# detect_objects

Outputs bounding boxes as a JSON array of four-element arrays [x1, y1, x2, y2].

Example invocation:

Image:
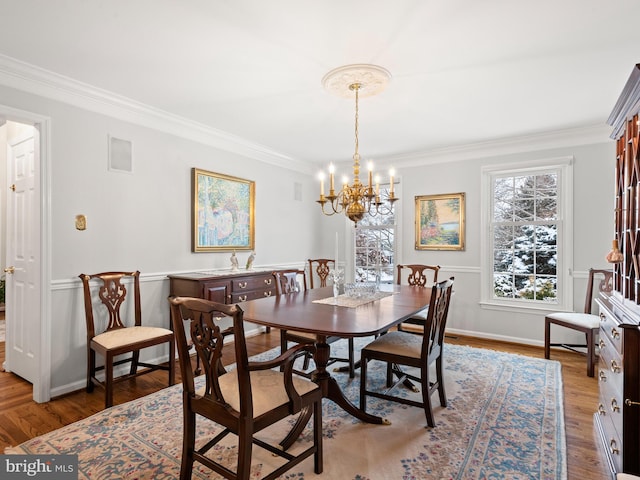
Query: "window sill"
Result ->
[[479, 300, 567, 315]]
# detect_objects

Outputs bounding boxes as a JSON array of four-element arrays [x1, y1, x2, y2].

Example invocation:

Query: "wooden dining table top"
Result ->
[[237, 284, 430, 337]]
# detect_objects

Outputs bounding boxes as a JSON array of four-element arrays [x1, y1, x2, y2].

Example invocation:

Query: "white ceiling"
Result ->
[[1, 0, 639, 167]]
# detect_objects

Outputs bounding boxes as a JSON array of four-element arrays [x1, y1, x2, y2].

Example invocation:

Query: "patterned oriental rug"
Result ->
[[5, 340, 566, 479]]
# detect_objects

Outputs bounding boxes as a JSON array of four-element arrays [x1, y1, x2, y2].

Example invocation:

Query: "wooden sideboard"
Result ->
[[595, 63, 640, 477], [168, 270, 279, 304]]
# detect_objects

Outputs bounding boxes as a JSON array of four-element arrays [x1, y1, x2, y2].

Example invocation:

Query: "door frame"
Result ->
[[1, 104, 52, 403]]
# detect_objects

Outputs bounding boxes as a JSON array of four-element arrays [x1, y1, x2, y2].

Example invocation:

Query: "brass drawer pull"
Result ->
[[610, 439, 620, 455], [625, 399, 640, 407], [264, 291, 272, 297], [599, 339, 605, 349], [238, 281, 248, 289], [598, 403, 606, 415], [600, 312, 606, 321], [599, 371, 607, 382], [239, 295, 247, 302], [264, 278, 272, 285], [611, 328, 620, 339], [611, 360, 621, 373], [611, 398, 620, 413]]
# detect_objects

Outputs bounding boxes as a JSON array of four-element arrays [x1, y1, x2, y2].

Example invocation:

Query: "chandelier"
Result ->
[[317, 64, 397, 224]]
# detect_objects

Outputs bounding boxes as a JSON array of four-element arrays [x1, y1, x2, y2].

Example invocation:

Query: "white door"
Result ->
[[4, 124, 40, 384]]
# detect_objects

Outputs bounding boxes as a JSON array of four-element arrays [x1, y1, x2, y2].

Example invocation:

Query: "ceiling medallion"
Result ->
[[321, 64, 392, 98]]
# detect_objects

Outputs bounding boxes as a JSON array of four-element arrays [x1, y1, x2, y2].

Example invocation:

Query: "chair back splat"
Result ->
[[360, 277, 455, 428], [395, 264, 440, 333], [79, 271, 175, 409], [544, 268, 613, 377], [396, 264, 440, 287], [169, 296, 323, 480], [274, 269, 308, 295], [308, 258, 335, 289]]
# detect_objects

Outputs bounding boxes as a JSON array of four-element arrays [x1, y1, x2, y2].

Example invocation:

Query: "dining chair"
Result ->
[[79, 270, 175, 409], [360, 277, 455, 428], [395, 264, 440, 333], [544, 268, 613, 377], [308, 258, 335, 288], [274, 269, 356, 378], [169, 296, 323, 480]]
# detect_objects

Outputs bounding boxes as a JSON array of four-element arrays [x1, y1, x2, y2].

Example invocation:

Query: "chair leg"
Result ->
[[436, 356, 447, 408], [302, 351, 311, 371], [421, 367, 435, 428], [180, 408, 196, 480], [236, 425, 253, 480], [86, 348, 95, 393], [348, 338, 355, 378], [130, 349, 140, 376], [359, 355, 368, 413], [586, 328, 596, 377], [544, 318, 551, 360], [105, 353, 114, 409], [313, 398, 323, 474], [169, 338, 176, 386]]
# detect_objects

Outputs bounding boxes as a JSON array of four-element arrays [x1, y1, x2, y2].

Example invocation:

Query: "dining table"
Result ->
[[237, 283, 431, 433]]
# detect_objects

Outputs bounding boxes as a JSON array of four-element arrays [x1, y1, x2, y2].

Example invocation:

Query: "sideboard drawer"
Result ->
[[598, 349, 624, 439], [600, 309, 623, 354], [231, 288, 275, 303], [599, 330, 624, 398], [232, 274, 275, 291]]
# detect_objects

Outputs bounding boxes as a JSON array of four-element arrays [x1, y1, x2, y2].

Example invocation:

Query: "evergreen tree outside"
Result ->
[[491, 172, 558, 302]]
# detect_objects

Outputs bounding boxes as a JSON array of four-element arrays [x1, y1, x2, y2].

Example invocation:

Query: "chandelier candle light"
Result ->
[[317, 64, 397, 224]]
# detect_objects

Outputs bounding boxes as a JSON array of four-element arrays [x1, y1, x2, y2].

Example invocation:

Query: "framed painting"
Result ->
[[415, 192, 465, 251], [192, 168, 255, 252]]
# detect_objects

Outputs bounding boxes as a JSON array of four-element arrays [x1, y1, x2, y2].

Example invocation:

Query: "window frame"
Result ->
[[351, 182, 400, 285], [480, 157, 573, 312]]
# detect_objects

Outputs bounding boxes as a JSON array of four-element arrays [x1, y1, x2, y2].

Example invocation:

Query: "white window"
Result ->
[[354, 185, 396, 284], [481, 158, 573, 311]]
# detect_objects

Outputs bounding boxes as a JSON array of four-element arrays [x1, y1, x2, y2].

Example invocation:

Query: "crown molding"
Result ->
[[0, 54, 613, 175], [379, 123, 612, 168], [0, 54, 314, 175]]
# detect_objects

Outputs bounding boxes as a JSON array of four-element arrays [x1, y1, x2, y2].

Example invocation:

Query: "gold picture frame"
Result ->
[[192, 168, 255, 252], [415, 192, 465, 251]]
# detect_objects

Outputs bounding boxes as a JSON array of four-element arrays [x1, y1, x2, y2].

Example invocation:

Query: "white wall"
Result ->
[[394, 141, 614, 344], [0, 81, 616, 397], [0, 84, 322, 394]]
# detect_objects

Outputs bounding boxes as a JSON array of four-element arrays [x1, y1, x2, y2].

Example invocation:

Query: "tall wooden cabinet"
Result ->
[[595, 63, 640, 477]]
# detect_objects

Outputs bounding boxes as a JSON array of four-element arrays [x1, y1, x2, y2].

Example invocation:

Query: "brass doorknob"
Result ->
[[3, 266, 15, 274]]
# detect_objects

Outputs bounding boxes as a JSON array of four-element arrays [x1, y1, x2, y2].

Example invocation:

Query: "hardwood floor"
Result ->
[[0, 333, 610, 479]]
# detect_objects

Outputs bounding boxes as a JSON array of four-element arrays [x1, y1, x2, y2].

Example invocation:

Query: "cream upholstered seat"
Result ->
[[198, 369, 318, 418], [169, 295, 323, 480], [80, 270, 175, 409], [92, 326, 172, 350], [544, 268, 613, 377], [360, 277, 454, 428]]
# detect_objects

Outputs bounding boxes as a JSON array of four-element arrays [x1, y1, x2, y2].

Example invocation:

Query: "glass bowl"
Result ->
[[344, 282, 377, 298]]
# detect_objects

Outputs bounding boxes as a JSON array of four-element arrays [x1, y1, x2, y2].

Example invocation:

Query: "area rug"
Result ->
[[5, 339, 566, 479]]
